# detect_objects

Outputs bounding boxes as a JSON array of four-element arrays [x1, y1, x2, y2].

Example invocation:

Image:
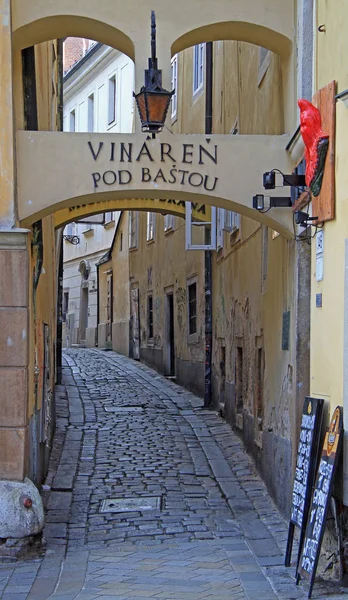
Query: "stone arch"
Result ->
[[12, 15, 135, 60], [171, 21, 292, 60]]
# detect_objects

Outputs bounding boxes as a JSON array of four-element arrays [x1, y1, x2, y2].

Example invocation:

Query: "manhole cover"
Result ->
[[104, 406, 144, 413], [100, 497, 162, 513]]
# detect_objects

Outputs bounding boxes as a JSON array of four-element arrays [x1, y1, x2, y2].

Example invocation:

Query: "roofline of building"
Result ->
[[96, 212, 124, 268], [63, 41, 103, 83]]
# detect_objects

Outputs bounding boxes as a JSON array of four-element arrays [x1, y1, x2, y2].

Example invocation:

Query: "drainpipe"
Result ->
[[204, 41, 213, 408], [56, 38, 64, 384]]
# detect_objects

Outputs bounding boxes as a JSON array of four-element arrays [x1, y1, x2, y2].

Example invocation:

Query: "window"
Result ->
[[128, 211, 138, 249], [104, 211, 114, 224], [108, 74, 116, 124], [65, 222, 74, 236], [69, 109, 76, 132], [120, 232, 123, 251], [164, 213, 175, 232], [171, 55, 178, 119], [188, 282, 197, 335], [63, 291, 69, 321], [147, 212, 156, 241], [193, 43, 204, 94], [217, 209, 240, 249], [88, 94, 94, 133], [147, 295, 154, 339]]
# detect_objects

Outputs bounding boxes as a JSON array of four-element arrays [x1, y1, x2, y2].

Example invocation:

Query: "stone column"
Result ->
[[0, 0, 43, 544], [0, 230, 44, 546]]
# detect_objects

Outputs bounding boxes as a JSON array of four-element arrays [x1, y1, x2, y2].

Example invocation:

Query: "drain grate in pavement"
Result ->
[[100, 496, 162, 513], [103, 406, 144, 413]]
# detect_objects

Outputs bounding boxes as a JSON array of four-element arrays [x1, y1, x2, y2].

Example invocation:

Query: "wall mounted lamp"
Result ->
[[133, 11, 174, 136], [294, 210, 318, 227], [335, 89, 348, 109], [252, 194, 292, 211], [63, 234, 80, 245], [263, 170, 306, 190]]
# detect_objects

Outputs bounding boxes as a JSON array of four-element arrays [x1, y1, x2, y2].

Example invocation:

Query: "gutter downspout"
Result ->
[[204, 41, 213, 408]]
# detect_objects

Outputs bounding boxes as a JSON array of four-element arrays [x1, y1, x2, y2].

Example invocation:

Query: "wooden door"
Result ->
[[130, 288, 140, 360]]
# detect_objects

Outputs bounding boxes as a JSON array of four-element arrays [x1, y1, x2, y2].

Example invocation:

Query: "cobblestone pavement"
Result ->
[[0, 349, 346, 600]]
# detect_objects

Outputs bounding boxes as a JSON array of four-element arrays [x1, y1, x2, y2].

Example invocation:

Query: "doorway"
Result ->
[[79, 285, 88, 344], [130, 287, 140, 360], [106, 273, 113, 344], [164, 292, 175, 377]]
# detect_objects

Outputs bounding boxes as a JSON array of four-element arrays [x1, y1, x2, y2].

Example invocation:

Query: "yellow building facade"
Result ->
[[309, 1, 348, 506]]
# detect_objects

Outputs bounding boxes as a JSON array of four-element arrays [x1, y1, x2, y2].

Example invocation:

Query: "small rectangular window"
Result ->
[[147, 212, 156, 241], [88, 94, 94, 133], [69, 109, 76, 132], [63, 291, 69, 321], [108, 74, 116, 124], [148, 295, 154, 339], [193, 43, 204, 95], [120, 232, 123, 251], [128, 211, 138, 249], [164, 213, 175, 232], [171, 55, 178, 119], [104, 211, 114, 224], [188, 282, 197, 335]]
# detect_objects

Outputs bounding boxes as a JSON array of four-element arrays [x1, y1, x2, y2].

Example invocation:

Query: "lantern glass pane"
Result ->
[[136, 92, 147, 123], [147, 94, 170, 124]]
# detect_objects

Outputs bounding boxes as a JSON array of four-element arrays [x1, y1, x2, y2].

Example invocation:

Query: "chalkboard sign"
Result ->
[[285, 397, 324, 568], [297, 406, 343, 599]]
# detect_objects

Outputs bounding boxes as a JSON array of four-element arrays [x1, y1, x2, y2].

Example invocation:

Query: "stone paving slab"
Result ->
[[1, 349, 347, 600]]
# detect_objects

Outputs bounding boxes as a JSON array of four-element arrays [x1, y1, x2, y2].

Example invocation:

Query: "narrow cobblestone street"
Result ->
[[0, 350, 345, 600]]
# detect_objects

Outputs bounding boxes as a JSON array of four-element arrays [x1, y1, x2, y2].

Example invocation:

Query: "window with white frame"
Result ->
[[128, 211, 138, 249], [164, 213, 175, 232], [108, 74, 116, 124], [69, 109, 76, 132], [217, 209, 240, 249], [193, 43, 204, 95], [171, 55, 178, 119], [88, 93, 94, 133], [146, 212, 156, 241]]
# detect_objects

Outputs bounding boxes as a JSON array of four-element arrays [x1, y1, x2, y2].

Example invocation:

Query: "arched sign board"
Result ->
[[285, 397, 324, 570], [16, 131, 295, 237], [297, 406, 343, 599]]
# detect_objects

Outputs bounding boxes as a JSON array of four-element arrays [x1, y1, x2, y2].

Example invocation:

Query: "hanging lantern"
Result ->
[[134, 11, 174, 135]]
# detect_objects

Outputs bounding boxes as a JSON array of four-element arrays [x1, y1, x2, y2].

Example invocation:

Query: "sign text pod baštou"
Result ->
[[88, 139, 219, 192]]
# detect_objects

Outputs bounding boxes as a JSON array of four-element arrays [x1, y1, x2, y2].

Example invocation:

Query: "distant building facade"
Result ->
[[97, 40, 307, 516], [62, 39, 134, 347]]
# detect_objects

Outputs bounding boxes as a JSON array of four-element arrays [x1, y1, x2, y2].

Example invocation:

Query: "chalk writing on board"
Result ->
[[298, 406, 343, 599], [291, 407, 316, 528]]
